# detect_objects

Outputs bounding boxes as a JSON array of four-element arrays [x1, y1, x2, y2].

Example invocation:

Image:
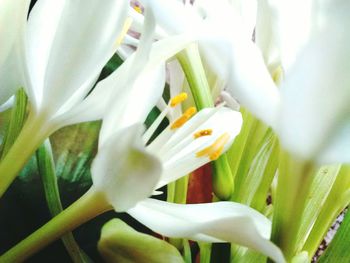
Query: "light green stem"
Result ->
[[177, 43, 233, 200], [177, 43, 214, 109], [0, 188, 110, 262], [199, 243, 212, 263], [1, 88, 28, 158], [0, 112, 51, 198], [303, 166, 350, 259], [271, 152, 315, 260], [37, 140, 88, 263]]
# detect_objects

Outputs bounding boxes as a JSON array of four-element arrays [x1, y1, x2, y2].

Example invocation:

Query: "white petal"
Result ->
[[151, 107, 242, 187], [0, 47, 23, 105], [141, 0, 200, 35], [0, 0, 29, 68], [29, 0, 129, 113], [58, 34, 194, 128], [278, 27, 350, 160], [91, 124, 162, 212], [0, 0, 29, 104], [128, 198, 285, 263], [317, 121, 350, 164], [255, 0, 281, 69], [25, 0, 66, 108]]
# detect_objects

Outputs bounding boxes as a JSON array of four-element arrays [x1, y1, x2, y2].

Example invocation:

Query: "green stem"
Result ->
[[0, 188, 109, 263], [37, 140, 88, 263], [271, 152, 315, 260], [177, 43, 214, 109], [0, 112, 51, 198], [177, 43, 233, 200], [1, 88, 28, 158], [199, 243, 212, 263]]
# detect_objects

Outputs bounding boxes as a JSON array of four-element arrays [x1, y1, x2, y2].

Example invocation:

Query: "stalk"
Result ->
[[177, 43, 233, 200], [0, 188, 109, 262], [271, 152, 316, 260], [0, 112, 52, 197]]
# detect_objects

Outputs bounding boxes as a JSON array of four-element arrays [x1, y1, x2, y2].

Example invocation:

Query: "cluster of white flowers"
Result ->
[[1, 0, 349, 262]]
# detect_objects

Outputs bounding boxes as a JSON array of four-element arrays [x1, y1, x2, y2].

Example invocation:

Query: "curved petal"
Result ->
[[91, 124, 162, 212], [278, 27, 350, 160], [255, 0, 281, 69], [141, 0, 201, 35], [29, 0, 129, 113], [58, 34, 195, 128], [0, 0, 29, 67], [128, 198, 285, 263], [0, 0, 29, 105], [225, 38, 280, 127]]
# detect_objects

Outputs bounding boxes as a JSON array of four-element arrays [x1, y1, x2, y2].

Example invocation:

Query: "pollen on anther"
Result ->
[[193, 129, 213, 139], [133, 4, 143, 14], [170, 106, 197, 129], [196, 133, 230, 160], [170, 92, 188, 107]]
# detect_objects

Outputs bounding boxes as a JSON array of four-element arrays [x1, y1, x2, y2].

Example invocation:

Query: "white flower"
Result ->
[[22, 0, 129, 127], [229, 0, 350, 163], [89, 24, 283, 259], [0, 0, 30, 105]]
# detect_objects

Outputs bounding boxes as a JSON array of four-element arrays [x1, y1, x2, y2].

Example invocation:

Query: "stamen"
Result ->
[[170, 92, 188, 107], [193, 129, 213, 139], [115, 17, 133, 47], [170, 107, 197, 129], [133, 3, 143, 14], [196, 133, 230, 160]]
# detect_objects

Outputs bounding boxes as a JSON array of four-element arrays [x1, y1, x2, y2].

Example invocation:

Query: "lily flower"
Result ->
[[235, 0, 350, 163], [1, 9, 283, 261], [88, 18, 283, 258], [0, 0, 30, 105], [0, 0, 130, 195], [127, 0, 280, 127], [91, 103, 284, 263], [0, 0, 195, 196]]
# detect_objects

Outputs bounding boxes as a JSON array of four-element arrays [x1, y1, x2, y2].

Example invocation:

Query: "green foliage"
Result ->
[[318, 209, 350, 263]]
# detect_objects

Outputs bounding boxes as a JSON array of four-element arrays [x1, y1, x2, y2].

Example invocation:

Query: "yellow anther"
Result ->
[[193, 129, 213, 139], [272, 66, 284, 85], [170, 107, 197, 129], [133, 4, 143, 14], [115, 17, 133, 47], [170, 92, 188, 107], [196, 133, 230, 160]]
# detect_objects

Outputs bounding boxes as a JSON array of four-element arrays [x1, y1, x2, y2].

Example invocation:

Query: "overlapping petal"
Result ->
[[128, 198, 285, 263], [25, 0, 129, 114]]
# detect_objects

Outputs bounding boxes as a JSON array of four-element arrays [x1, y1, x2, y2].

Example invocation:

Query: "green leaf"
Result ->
[[98, 219, 184, 263], [294, 165, 341, 252], [50, 121, 101, 183], [318, 209, 350, 262], [302, 166, 350, 258]]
